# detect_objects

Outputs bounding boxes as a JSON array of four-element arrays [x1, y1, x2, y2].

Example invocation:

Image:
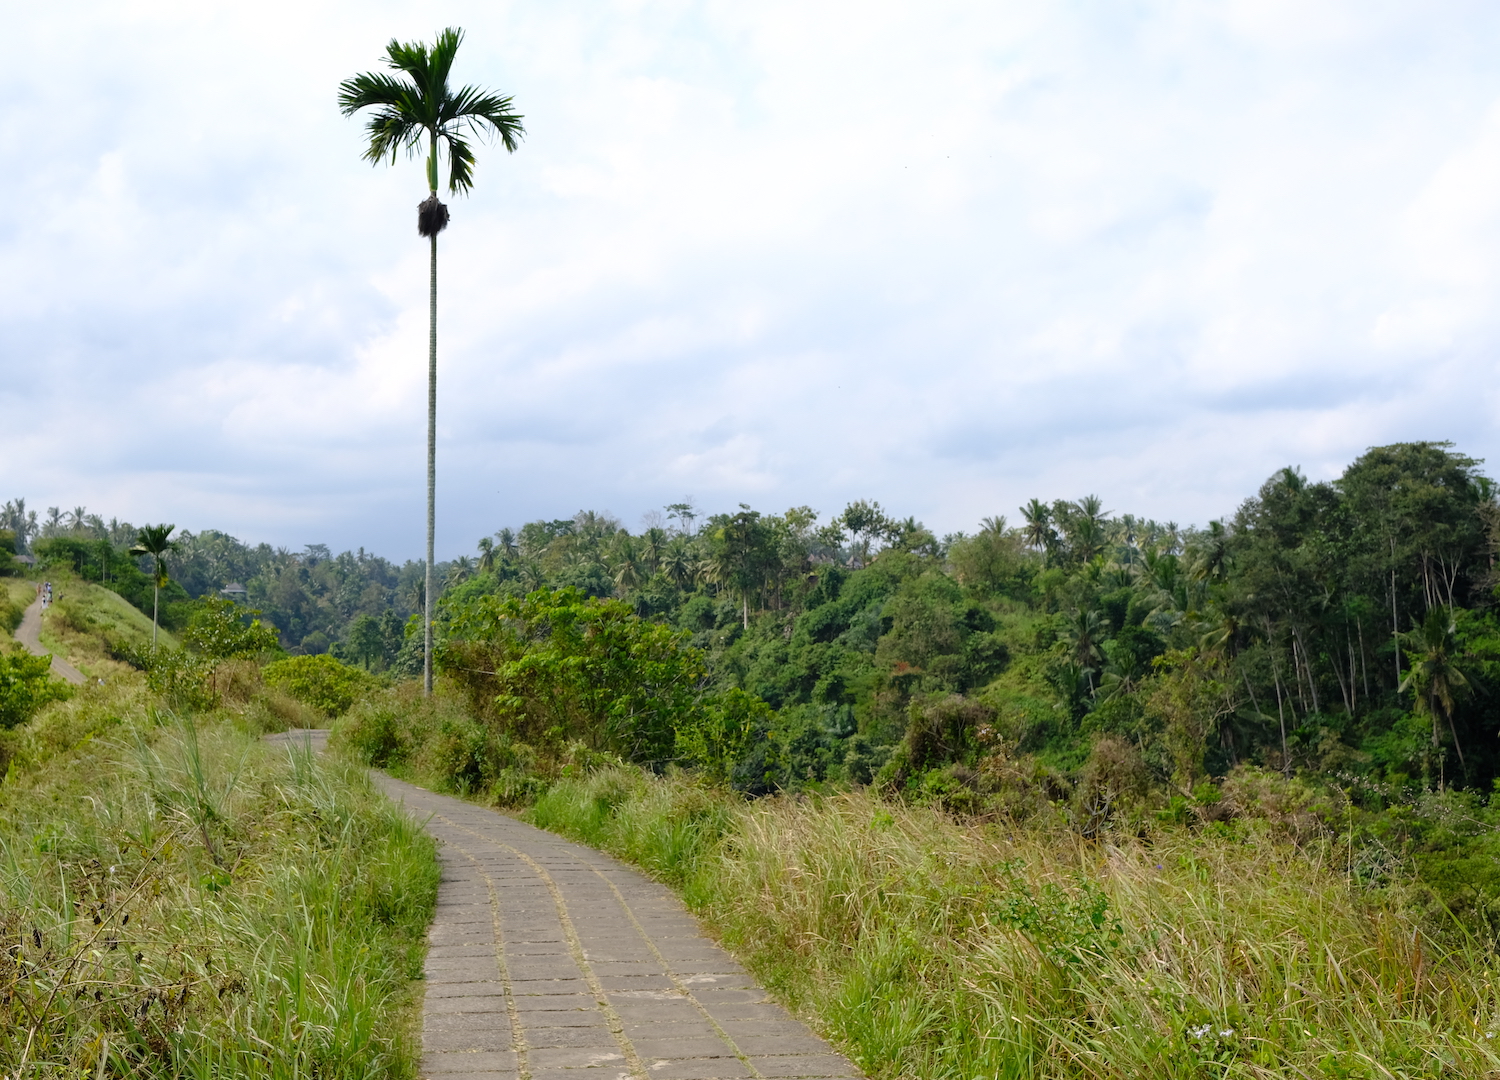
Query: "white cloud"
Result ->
[[5, 0, 1500, 556]]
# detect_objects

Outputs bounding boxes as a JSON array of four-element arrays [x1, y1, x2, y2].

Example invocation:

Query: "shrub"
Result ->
[[0, 596, 24, 633], [262, 653, 375, 717], [0, 647, 72, 729]]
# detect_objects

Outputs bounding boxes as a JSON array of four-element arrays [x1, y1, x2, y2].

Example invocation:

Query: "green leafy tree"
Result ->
[[130, 524, 177, 647], [840, 499, 894, 567], [439, 587, 706, 762], [340, 27, 524, 696], [182, 597, 282, 660], [346, 613, 386, 669], [675, 687, 771, 784]]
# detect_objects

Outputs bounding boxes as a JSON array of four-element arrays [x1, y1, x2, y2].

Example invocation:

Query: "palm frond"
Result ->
[[443, 134, 476, 194], [340, 26, 523, 196], [424, 27, 464, 93]]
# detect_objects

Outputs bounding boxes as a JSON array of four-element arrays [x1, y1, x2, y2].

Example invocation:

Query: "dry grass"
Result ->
[[531, 770, 1500, 1080]]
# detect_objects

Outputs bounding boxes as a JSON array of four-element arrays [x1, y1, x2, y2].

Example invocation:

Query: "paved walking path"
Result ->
[[378, 772, 862, 1080], [14, 596, 85, 685], [263, 728, 862, 1080]]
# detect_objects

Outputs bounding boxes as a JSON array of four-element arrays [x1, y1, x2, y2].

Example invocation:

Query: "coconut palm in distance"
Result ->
[[338, 27, 524, 695], [130, 524, 177, 648]]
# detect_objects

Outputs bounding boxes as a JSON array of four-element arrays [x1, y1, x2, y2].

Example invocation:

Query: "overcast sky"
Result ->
[[5, 1, 1500, 559]]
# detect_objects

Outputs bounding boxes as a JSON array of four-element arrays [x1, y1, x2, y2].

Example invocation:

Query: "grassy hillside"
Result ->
[[37, 570, 179, 677]]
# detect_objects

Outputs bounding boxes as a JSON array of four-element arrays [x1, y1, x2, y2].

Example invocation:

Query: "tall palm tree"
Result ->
[[476, 536, 496, 575], [339, 28, 524, 695], [130, 524, 177, 647]]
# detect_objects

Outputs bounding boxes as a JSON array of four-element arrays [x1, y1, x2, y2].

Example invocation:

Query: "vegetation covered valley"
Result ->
[[8, 439, 1500, 1077]]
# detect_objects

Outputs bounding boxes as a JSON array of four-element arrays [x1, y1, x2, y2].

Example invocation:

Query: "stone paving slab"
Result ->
[[369, 772, 865, 1080]]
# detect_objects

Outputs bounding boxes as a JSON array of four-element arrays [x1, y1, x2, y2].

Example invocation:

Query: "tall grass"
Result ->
[[529, 769, 1500, 1080], [0, 707, 438, 1080]]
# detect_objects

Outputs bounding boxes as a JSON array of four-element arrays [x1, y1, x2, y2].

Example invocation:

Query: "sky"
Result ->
[[5, 0, 1500, 560]]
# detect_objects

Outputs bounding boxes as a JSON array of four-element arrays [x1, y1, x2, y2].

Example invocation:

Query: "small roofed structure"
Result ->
[[219, 582, 248, 599]]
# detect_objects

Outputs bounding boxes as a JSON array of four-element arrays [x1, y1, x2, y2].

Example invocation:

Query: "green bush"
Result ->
[[334, 685, 549, 805], [263, 654, 375, 717], [182, 596, 283, 659], [0, 647, 72, 729]]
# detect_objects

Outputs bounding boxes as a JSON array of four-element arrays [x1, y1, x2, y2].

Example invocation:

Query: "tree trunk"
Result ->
[[152, 578, 159, 648], [1391, 560, 1400, 685], [424, 217, 438, 695]]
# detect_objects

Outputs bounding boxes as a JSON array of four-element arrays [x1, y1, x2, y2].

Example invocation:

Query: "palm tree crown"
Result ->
[[338, 27, 524, 209]]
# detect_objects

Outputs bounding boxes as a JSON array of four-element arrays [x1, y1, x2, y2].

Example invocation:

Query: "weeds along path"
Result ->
[[368, 768, 863, 1080], [15, 595, 85, 685]]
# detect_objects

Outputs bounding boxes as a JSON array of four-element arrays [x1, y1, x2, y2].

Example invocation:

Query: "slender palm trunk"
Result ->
[[424, 218, 438, 695], [151, 565, 159, 648]]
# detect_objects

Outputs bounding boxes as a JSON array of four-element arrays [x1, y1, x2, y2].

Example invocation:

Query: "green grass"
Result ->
[[0, 692, 438, 1080], [528, 768, 1500, 1080]]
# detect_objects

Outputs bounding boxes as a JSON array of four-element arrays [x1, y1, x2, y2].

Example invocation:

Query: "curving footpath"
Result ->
[[265, 729, 864, 1080], [14, 596, 85, 685]]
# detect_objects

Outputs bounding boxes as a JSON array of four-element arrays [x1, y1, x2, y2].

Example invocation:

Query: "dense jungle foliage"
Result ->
[[12, 441, 1500, 802], [407, 442, 1500, 801]]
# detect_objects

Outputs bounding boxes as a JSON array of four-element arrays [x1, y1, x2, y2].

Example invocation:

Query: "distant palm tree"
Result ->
[[642, 527, 667, 573], [495, 527, 519, 561], [611, 535, 644, 593], [67, 506, 89, 533], [445, 555, 474, 588], [130, 524, 177, 647], [519, 560, 546, 592], [663, 538, 696, 592], [1400, 606, 1471, 785], [1020, 498, 1052, 553], [340, 27, 524, 695], [1191, 519, 1231, 581], [476, 536, 496, 575], [1061, 608, 1106, 694]]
